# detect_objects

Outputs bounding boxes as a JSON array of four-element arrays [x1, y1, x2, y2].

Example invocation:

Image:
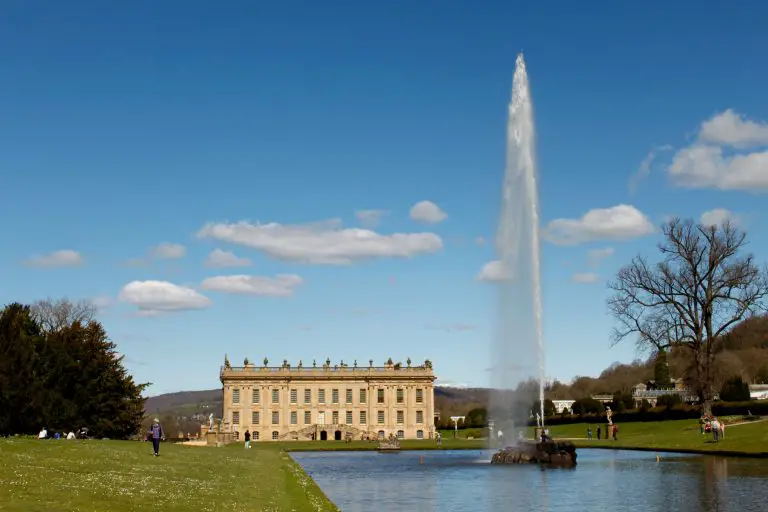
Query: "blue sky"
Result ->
[[2, 1, 768, 395]]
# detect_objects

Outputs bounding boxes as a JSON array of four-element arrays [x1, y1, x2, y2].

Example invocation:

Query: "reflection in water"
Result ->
[[291, 449, 768, 512]]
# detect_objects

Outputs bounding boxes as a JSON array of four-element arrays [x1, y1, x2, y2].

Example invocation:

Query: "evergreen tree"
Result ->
[[719, 376, 751, 402], [653, 349, 672, 388]]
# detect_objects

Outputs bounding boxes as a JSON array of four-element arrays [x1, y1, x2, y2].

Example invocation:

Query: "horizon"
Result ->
[[3, 1, 768, 395]]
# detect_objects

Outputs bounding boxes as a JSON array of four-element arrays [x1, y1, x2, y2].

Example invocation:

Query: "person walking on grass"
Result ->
[[587, 427, 592, 440], [150, 418, 165, 457], [711, 417, 720, 443], [244, 429, 251, 449]]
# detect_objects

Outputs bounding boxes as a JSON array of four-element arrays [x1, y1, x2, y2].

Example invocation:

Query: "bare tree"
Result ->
[[30, 297, 97, 334], [607, 218, 768, 415]]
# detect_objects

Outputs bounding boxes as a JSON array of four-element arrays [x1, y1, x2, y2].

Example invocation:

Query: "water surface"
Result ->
[[292, 449, 768, 512]]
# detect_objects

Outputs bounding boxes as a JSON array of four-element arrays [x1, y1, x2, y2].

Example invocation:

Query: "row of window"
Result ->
[[231, 387, 424, 406], [238, 430, 426, 441], [232, 409, 425, 426]]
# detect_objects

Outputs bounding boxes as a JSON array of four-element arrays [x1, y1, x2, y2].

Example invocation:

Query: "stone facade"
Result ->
[[220, 357, 436, 442]]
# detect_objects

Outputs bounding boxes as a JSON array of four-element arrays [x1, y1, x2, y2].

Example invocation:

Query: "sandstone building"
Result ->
[[219, 356, 437, 442]]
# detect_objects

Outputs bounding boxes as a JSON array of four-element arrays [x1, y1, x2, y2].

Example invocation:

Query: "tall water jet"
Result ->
[[489, 52, 546, 442]]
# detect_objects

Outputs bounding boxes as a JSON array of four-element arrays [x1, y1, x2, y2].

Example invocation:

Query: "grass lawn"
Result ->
[[530, 418, 768, 455], [0, 438, 339, 512]]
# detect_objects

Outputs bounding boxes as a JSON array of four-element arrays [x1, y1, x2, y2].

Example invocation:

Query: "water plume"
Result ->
[[489, 53, 546, 442]]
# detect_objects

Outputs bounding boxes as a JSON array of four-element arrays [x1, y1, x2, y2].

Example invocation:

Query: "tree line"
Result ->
[[0, 299, 147, 438]]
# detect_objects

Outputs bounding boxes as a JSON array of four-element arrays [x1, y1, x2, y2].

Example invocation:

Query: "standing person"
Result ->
[[244, 429, 251, 449], [711, 417, 720, 443], [587, 426, 592, 440], [720, 421, 726, 440], [150, 418, 164, 457], [612, 424, 618, 441], [596, 426, 601, 440]]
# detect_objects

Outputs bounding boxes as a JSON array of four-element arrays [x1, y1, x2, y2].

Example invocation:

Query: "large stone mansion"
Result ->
[[218, 356, 437, 442]]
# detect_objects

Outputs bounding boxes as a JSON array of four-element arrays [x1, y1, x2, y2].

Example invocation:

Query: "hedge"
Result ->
[[529, 400, 768, 426]]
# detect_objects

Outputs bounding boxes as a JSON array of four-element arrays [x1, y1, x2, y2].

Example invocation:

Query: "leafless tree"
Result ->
[[30, 297, 97, 334], [607, 218, 768, 415]]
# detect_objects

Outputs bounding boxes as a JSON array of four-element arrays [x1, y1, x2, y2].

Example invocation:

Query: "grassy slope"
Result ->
[[0, 438, 339, 512], [535, 418, 768, 455]]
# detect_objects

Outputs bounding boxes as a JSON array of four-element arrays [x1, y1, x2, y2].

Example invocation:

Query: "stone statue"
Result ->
[[606, 406, 613, 425], [208, 413, 214, 429], [535, 412, 542, 428]]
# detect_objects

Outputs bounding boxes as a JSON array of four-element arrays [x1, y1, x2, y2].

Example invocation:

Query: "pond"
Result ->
[[291, 449, 768, 512]]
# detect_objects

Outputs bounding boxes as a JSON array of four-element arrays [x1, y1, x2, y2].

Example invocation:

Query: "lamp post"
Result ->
[[450, 416, 465, 439]]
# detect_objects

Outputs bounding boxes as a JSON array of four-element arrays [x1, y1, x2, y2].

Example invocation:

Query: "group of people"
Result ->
[[586, 423, 619, 441], [38, 427, 83, 440], [700, 415, 725, 442]]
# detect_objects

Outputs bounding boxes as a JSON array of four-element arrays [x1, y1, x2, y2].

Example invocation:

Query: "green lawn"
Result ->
[[531, 418, 768, 455], [0, 438, 339, 512]]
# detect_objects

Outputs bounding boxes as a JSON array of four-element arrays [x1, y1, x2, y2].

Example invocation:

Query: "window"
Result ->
[[232, 411, 240, 425], [396, 389, 404, 403], [360, 411, 367, 424], [378, 430, 385, 439], [332, 411, 339, 424], [377, 389, 384, 404], [272, 389, 279, 404], [290, 411, 297, 425], [304, 411, 311, 424], [417, 429, 424, 439], [252, 389, 260, 404], [290, 389, 297, 403], [252, 411, 260, 425], [346, 411, 353, 424], [332, 389, 339, 404], [416, 388, 423, 403], [396, 430, 404, 439], [377, 411, 385, 424], [346, 389, 353, 404], [234, 431, 240, 440], [359, 389, 367, 404], [397, 410, 404, 424], [304, 389, 311, 404], [272, 431, 279, 440], [318, 389, 326, 403], [254, 431, 260, 440], [416, 411, 424, 424], [232, 388, 240, 404], [271, 411, 279, 425]]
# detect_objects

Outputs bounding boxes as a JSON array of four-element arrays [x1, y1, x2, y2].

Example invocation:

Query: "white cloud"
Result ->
[[666, 110, 768, 190], [204, 248, 252, 268], [409, 200, 447, 223], [700, 208, 740, 227], [355, 209, 389, 227], [475, 236, 486, 246], [197, 218, 443, 265], [150, 243, 186, 260], [544, 205, 654, 246], [587, 247, 614, 267], [699, 109, 768, 149], [435, 380, 469, 388], [200, 274, 303, 297], [629, 144, 673, 193], [118, 280, 211, 314], [571, 272, 599, 284], [477, 260, 510, 282], [90, 296, 113, 310], [24, 250, 83, 267]]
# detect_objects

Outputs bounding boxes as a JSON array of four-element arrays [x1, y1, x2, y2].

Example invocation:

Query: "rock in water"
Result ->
[[490, 440, 577, 467]]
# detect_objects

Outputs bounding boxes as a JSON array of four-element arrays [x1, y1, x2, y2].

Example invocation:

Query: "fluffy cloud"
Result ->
[[477, 260, 510, 282], [204, 248, 252, 268], [571, 272, 599, 284], [628, 144, 673, 193], [118, 280, 211, 314], [587, 247, 614, 267], [355, 209, 389, 227], [700, 208, 740, 227], [200, 274, 303, 297], [197, 219, 442, 265], [544, 205, 654, 246], [666, 110, 768, 190], [409, 200, 447, 223], [24, 250, 83, 267], [150, 243, 186, 260]]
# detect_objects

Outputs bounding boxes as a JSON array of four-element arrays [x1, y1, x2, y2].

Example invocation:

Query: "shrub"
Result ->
[[656, 394, 682, 409], [720, 376, 751, 402]]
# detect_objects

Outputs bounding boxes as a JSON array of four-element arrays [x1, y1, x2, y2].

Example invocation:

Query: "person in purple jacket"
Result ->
[[149, 418, 165, 457]]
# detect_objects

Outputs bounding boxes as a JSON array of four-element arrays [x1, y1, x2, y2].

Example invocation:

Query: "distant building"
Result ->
[[631, 379, 705, 407], [551, 399, 575, 414], [218, 357, 436, 442], [749, 384, 768, 400]]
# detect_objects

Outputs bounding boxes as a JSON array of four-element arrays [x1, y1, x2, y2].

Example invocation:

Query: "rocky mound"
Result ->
[[490, 440, 577, 467]]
